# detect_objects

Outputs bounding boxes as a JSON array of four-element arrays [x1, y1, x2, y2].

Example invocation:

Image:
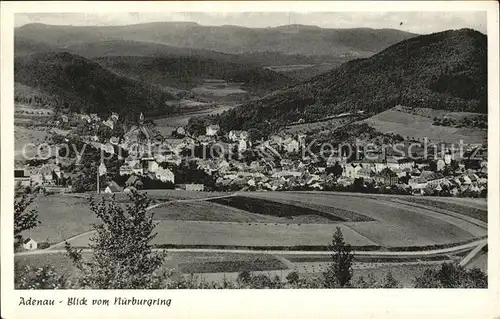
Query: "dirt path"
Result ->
[[16, 238, 486, 257]]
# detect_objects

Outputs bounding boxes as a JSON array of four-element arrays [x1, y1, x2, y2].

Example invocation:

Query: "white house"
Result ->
[[409, 177, 428, 189], [283, 138, 300, 153], [206, 124, 220, 137], [217, 159, 231, 172], [147, 161, 159, 173], [344, 164, 362, 179], [103, 119, 114, 130], [386, 157, 400, 170], [444, 153, 452, 165], [156, 167, 175, 183], [297, 134, 307, 148], [436, 159, 446, 171], [23, 238, 38, 250], [398, 158, 415, 170], [238, 139, 248, 153], [175, 127, 186, 136], [229, 130, 249, 142], [178, 183, 204, 191]]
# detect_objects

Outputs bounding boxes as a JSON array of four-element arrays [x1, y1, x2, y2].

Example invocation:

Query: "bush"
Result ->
[[286, 271, 300, 285], [38, 242, 51, 249], [249, 274, 274, 289], [413, 262, 487, 288], [237, 270, 252, 284], [15, 263, 68, 289]]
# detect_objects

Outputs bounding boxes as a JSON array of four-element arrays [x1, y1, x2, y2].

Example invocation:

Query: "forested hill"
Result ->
[[14, 52, 176, 117], [92, 55, 294, 92], [214, 29, 487, 134]]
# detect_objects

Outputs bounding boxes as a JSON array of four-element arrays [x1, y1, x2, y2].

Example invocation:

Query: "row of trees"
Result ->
[[433, 115, 487, 129]]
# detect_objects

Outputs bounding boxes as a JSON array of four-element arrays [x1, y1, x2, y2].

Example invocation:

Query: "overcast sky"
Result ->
[[15, 12, 487, 34]]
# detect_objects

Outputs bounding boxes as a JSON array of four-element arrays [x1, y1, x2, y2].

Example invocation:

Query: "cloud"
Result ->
[[14, 11, 487, 34]]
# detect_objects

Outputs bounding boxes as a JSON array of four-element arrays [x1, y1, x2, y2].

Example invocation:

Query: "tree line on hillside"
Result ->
[[14, 191, 487, 289], [433, 114, 487, 129], [94, 55, 294, 93], [207, 29, 487, 133], [14, 52, 177, 118]]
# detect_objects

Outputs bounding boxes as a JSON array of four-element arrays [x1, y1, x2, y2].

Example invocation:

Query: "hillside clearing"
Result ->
[[363, 108, 486, 144]]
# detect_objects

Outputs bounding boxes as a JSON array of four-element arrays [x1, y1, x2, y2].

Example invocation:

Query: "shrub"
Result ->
[[323, 227, 354, 288], [237, 270, 252, 284], [15, 263, 68, 289], [38, 242, 51, 249], [65, 191, 171, 289], [286, 271, 300, 285], [413, 262, 487, 288]]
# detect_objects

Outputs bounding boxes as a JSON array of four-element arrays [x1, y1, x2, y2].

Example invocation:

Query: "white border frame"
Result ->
[[1, 2, 499, 318]]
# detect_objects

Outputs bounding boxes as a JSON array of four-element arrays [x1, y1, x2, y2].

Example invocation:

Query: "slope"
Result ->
[[14, 51, 176, 117], [92, 55, 294, 92], [213, 29, 487, 134], [16, 22, 417, 56]]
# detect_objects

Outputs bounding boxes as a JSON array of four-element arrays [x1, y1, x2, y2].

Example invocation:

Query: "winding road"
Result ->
[[16, 238, 486, 258]]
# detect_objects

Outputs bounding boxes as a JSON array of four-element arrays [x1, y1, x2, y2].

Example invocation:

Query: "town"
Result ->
[[15, 109, 488, 198]]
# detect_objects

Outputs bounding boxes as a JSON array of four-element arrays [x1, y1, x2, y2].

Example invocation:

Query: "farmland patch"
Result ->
[[209, 195, 374, 222], [396, 197, 487, 223], [66, 220, 379, 248], [362, 108, 486, 144]]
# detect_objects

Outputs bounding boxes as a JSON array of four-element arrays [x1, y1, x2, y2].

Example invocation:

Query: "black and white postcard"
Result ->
[[1, 1, 499, 318]]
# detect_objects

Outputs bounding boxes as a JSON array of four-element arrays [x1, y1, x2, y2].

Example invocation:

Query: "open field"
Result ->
[[422, 197, 487, 211], [151, 201, 284, 223], [362, 108, 486, 144], [22, 191, 231, 244], [281, 118, 350, 134], [394, 197, 487, 223], [65, 220, 378, 248], [191, 82, 247, 97], [15, 251, 288, 278], [69, 190, 232, 202], [242, 192, 485, 247], [210, 195, 374, 222], [21, 191, 488, 250], [264, 64, 314, 72], [397, 107, 483, 120], [282, 254, 455, 264], [138, 189, 232, 201], [16, 249, 453, 288], [153, 104, 234, 136], [14, 125, 51, 161], [23, 195, 97, 244]]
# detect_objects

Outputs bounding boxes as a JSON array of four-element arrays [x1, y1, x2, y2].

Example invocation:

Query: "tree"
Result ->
[[327, 161, 343, 177], [249, 274, 275, 289], [237, 270, 252, 285], [323, 227, 354, 288], [413, 263, 487, 288], [14, 195, 41, 249], [382, 271, 399, 288], [65, 191, 171, 289], [429, 161, 438, 172]]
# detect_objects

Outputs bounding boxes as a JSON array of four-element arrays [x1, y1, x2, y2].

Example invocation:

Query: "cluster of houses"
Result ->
[[16, 110, 488, 198], [14, 163, 69, 193]]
